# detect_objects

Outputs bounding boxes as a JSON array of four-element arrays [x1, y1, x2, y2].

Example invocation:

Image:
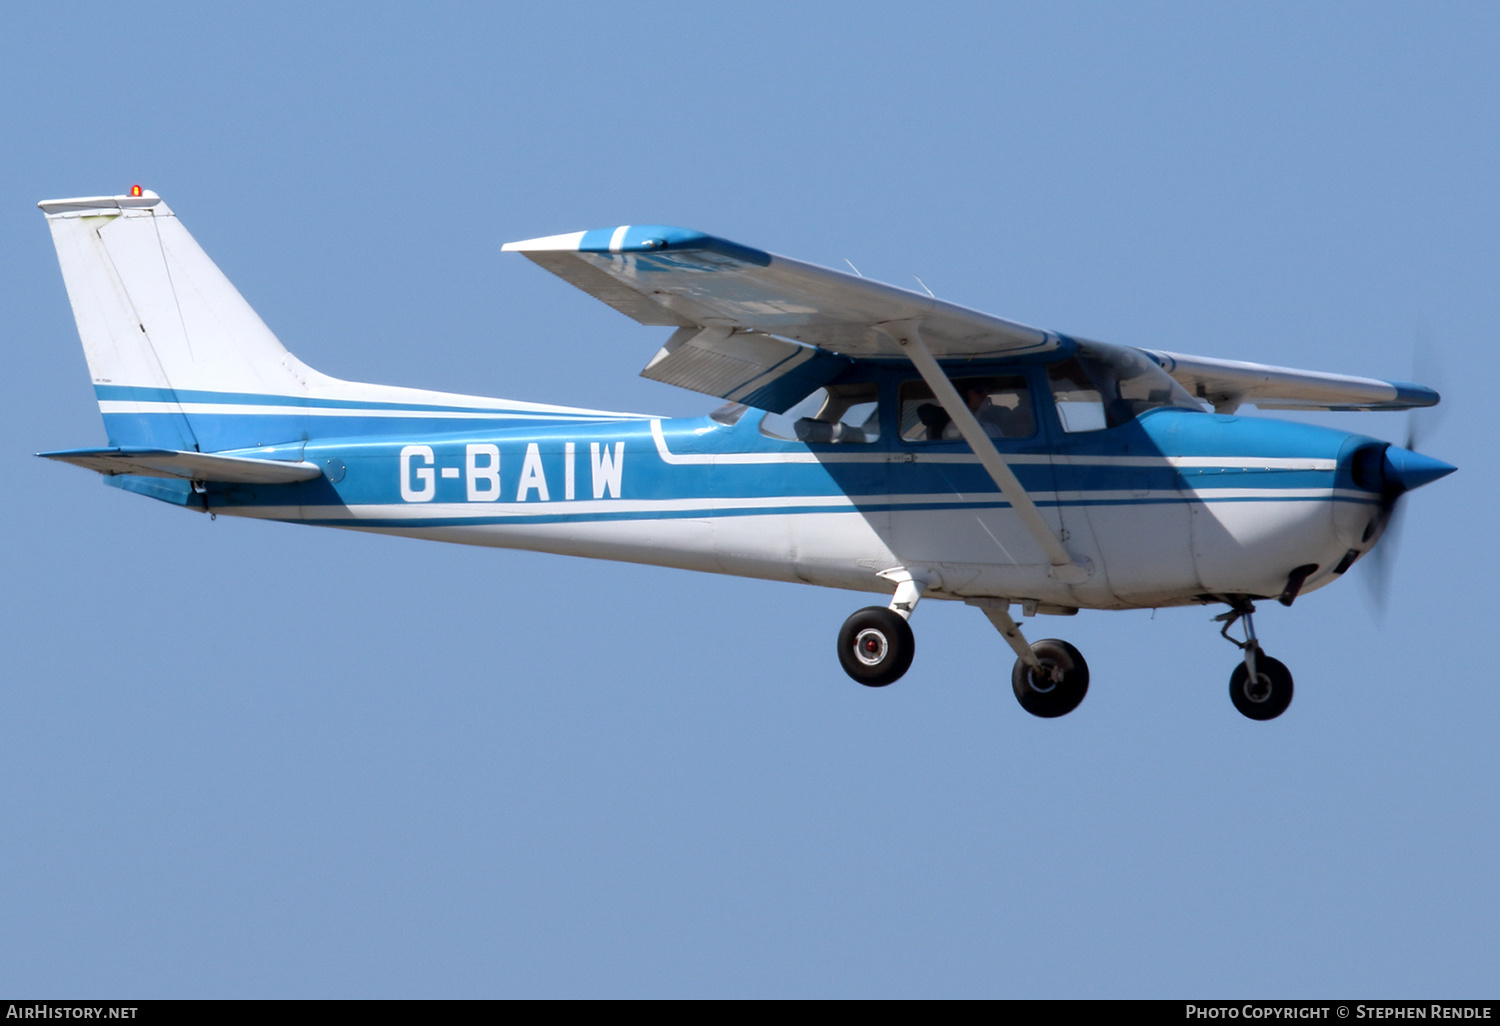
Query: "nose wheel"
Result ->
[[1215, 601, 1295, 720], [1229, 648, 1294, 720]]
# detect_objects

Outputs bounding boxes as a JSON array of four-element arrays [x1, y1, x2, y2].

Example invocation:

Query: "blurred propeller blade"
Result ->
[[1360, 333, 1452, 617], [1360, 499, 1403, 618]]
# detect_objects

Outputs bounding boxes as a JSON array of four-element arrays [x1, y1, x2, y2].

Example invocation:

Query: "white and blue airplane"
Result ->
[[38, 188, 1455, 720]]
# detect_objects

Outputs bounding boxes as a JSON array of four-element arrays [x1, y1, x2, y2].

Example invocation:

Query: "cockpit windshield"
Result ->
[[1047, 342, 1203, 432]]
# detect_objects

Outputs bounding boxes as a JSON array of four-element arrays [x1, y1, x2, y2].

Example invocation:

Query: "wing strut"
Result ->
[[892, 324, 1091, 583]]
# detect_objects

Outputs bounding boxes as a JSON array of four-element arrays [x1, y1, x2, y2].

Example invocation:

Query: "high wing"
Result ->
[[502, 226, 1060, 358], [504, 224, 1439, 414]]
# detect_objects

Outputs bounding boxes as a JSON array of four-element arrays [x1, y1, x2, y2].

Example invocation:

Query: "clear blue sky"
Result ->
[[2, 2, 1496, 998]]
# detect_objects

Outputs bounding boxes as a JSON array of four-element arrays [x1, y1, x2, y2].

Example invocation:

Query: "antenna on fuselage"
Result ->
[[914, 275, 936, 298], [844, 259, 864, 278]]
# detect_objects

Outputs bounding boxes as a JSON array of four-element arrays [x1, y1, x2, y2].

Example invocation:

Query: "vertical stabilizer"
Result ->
[[39, 190, 652, 453], [40, 191, 334, 448]]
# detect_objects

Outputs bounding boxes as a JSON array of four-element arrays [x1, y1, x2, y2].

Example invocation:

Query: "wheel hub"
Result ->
[[854, 628, 889, 666], [1027, 661, 1060, 693], [1243, 673, 1273, 703]]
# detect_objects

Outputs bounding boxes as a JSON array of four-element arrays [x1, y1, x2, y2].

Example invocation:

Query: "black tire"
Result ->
[[1011, 639, 1089, 718], [1229, 648, 1294, 720], [836, 606, 915, 687]]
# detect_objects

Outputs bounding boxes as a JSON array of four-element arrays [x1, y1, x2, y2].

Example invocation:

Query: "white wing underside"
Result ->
[[506, 231, 1059, 361], [1144, 350, 1434, 413]]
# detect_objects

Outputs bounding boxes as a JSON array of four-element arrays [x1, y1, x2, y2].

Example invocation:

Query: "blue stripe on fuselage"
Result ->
[[94, 384, 650, 451], [173, 406, 1380, 526]]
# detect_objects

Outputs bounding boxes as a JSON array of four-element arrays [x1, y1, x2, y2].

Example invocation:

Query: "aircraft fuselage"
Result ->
[[117, 371, 1387, 614]]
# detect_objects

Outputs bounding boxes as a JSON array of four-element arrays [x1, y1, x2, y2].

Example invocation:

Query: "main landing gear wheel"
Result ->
[[837, 607, 915, 687], [1011, 639, 1089, 718], [1229, 648, 1294, 720]]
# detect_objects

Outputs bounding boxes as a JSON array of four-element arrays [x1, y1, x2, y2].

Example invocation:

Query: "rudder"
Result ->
[[41, 190, 335, 450], [40, 189, 654, 456]]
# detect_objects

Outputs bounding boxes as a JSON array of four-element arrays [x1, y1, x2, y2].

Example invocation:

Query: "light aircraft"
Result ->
[[37, 189, 1456, 720]]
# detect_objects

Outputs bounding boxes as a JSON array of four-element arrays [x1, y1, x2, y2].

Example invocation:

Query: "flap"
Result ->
[[640, 326, 851, 413]]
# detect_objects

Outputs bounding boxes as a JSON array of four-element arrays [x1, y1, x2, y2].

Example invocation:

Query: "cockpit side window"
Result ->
[[899, 375, 1035, 441], [1048, 359, 1111, 432], [761, 383, 881, 444], [1048, 345, 1203, 432]]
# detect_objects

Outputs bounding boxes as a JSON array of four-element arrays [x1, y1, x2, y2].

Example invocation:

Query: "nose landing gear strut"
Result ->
[[1215, 601, 1294, 720]]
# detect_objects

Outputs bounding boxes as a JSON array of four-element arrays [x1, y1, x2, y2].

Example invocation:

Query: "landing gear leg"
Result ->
[[970, 599, 1089, 717], [1215, 601, 1294, 720], [837, 609, 915, 687], [836, 573, 924, 687]]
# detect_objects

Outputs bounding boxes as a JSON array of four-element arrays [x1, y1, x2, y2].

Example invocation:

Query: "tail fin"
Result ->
[[40, 190, 336, 450], [39, 190, 649, 452]]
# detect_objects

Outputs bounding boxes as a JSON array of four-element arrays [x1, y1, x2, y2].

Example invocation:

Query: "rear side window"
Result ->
[[761, 383, 881, 444]]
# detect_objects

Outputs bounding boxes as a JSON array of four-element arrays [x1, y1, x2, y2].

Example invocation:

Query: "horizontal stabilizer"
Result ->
[[1143, 350, 1440, 413], [40, 448, 323, 483]]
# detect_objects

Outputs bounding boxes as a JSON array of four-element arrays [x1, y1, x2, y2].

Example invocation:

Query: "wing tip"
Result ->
[[501, 230, 587, 253], [1388, 380, 1441, 408], [503, 225, 772, 266]]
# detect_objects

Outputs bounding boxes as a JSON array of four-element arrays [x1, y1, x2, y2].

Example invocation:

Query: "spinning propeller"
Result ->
[[1360, 345, 1455, 614]]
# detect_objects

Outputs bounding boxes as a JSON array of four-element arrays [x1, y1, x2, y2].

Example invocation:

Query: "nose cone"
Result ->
[[1383, 446, 1457, 494]]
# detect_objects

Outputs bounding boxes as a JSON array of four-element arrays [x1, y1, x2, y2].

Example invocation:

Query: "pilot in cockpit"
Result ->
[[914, 378, 1034, 441]]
